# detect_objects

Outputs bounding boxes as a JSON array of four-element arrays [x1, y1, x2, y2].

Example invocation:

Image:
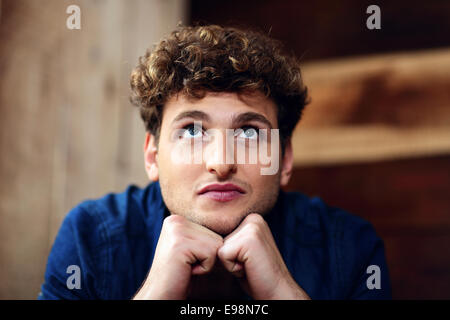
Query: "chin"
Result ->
[[198, 213, 246, 236]]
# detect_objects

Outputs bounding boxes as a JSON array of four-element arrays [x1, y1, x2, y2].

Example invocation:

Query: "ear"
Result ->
[[280, 138, 293, 187], [143, 132, 159, 181]]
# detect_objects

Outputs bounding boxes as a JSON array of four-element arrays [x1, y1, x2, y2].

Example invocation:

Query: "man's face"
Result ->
[[144, 91, 293, 235]]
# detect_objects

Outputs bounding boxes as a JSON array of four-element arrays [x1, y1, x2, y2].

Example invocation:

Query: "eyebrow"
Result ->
[[171, 110, 273, 129], [172, 110, 211, 125], [232, 112, 274, 129]]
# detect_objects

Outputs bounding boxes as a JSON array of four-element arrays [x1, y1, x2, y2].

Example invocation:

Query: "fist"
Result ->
[[218, 213, 310, 300], [134, 215, 223, 299]]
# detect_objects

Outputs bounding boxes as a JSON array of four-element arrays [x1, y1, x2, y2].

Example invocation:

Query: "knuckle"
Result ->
[[246, 214, 268, 234], [206, 244, 218, 257], [213, 242, 222, 253], [217, 246, 224, 258], [165, 214, 185, 225], [163, 215, 185, 232], [162, 220, 188, 249], [246, 222, 261, 237], [215, 236, 224, 247], [211, 239, 223, 253], [246, 213, 265, 225], [217, 245, 228, 259], [207, 231, 223, 248]]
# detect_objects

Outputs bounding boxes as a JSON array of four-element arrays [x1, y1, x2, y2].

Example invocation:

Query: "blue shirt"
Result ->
[[38, 182, 392, 300]]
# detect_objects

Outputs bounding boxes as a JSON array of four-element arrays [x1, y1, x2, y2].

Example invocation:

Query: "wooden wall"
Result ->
[[0, 0, 186, 299]]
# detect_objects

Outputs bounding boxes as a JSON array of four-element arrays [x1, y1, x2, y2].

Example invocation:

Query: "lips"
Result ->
[[197, 183, 245, 202]]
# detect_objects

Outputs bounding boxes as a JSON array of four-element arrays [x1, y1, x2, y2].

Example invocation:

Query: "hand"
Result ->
[[133, 214, 223, 299], [217, 213, 310, 300]]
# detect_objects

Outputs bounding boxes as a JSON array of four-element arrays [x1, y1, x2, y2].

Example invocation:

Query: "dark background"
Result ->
[[191, 0, 450, 61], [190, 0, 450, 299]]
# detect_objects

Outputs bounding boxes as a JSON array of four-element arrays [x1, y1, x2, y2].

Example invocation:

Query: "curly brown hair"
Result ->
[[130, 24, 309, 148]]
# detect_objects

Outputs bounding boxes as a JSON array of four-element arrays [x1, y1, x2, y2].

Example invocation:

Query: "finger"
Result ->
[[220, 259, 245, 278], [191, 253, 217, 275], [218, 214, 262, 275], [231, 262, 245, 278], [184, 238, 220, 275], [217, 238, 247, 277]]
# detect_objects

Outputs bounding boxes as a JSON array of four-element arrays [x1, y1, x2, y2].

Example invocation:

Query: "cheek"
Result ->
[[158, 146, 205, 185], [160, 137, 205, 167], [241, 164, 281, 193]]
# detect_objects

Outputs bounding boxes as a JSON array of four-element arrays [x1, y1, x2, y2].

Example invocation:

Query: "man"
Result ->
[[39, 25, 391, 300]]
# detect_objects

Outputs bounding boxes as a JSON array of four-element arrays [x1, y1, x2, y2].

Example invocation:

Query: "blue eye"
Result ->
[[236, 126, 258, 139], [182, 124, 203, 138]]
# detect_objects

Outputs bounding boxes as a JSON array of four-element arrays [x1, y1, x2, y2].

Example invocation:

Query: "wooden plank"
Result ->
[[0, 0, 64, 299], [53, 0, 125, 243], [0, 0, 185, 299], [292, 48, 450, 166], [114, 0, 188, 190], [299, 48, 450, 127], [292, 125, 450, 166]]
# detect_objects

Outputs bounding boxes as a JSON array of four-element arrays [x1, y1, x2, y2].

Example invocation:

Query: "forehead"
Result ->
[[162, 91, 278, 127]]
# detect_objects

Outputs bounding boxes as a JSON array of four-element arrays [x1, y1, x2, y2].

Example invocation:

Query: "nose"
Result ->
[[204, 129, 237, 179], [206, 161, 237, 179]]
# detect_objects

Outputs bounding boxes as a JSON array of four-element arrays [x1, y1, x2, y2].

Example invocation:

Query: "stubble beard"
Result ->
[[159, 176, 280, 236]]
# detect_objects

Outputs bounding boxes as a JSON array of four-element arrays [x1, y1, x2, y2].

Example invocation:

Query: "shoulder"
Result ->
[[40, 182, 163, 299], [65, 182, 163, 240], [280, 191, 391, 299], [281, 191, 381, 246]]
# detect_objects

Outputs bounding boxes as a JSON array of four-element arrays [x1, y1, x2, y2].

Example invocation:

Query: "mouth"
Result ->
[[197, 183, 246, 202]]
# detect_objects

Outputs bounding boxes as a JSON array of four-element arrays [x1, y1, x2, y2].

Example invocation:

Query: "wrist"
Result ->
[[272, 276, 311, 300], [133, 274, 174, 300]]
